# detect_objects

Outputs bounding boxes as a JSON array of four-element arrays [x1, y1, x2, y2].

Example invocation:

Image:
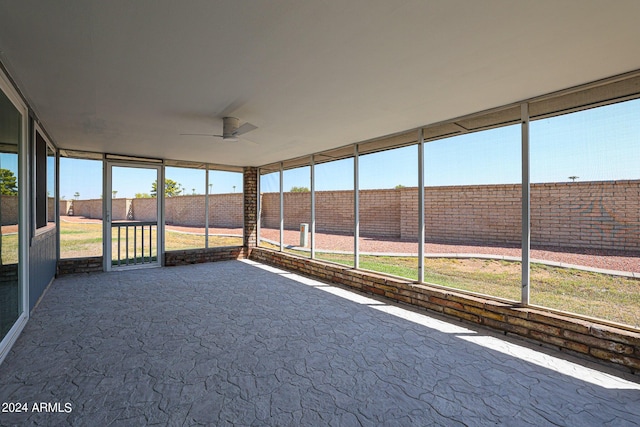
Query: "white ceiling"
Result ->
[[1, 0, 640, 167]]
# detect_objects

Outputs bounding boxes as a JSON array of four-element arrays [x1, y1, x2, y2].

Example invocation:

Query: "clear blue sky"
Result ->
[[262, 99, 640, 192], [59, 99, 639, 198], [60, 161, 243, 199]]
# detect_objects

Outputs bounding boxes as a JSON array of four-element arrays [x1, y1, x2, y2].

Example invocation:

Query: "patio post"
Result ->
[[243, 167, 258, 250], [521, 103, 530, 305]]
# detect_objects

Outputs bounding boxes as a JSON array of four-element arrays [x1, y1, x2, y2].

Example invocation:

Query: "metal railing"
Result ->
[[111, 221, 157, 267]]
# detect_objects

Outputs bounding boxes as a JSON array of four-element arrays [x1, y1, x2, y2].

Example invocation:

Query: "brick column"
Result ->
[[243, 167, 258, 249]]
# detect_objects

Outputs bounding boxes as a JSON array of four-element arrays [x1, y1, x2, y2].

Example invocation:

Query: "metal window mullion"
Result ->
[[158, 164, 165, 266], [103, 156, 110, 271], [521, 103, 531, 305], [55, 148, 60, 263], [417, 129, 425, 283], [257, 169, 261, 246], [205, 167, 210, 249], [310, 155, 316, 259], [354, 145, 360, 269], [279, 162, 284, 252]]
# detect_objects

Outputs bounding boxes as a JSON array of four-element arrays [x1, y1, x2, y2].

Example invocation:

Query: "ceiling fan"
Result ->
[[181, 117, 257, 142]]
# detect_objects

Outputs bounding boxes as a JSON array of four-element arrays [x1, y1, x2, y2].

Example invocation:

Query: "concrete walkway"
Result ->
[[1, 261, 638, 426]]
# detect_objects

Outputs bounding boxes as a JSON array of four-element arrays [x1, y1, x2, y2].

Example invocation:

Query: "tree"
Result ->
[[0, 169, 18, 195], [394, 184, 406, 189], [112, 190, 118, 198], [151, 179, 182, 197], [135, 192, 152, 198], [290, 186, 310, 192], [73, 192, 80, 200]]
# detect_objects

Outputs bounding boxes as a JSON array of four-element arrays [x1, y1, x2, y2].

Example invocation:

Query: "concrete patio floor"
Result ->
[[0, 261, 639, 426]]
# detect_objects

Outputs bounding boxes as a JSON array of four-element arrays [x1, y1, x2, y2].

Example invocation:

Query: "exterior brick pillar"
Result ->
[[243, 167, 258, 250]]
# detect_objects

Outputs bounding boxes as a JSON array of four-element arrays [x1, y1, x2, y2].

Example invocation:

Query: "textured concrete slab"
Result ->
[[0, 260, 638, 426]]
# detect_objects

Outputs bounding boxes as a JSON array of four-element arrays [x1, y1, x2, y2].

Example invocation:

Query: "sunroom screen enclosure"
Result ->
[[257, 75, 640, 329]]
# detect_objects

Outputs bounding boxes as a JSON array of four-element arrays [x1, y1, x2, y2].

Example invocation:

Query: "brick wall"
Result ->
[[250, 247, 640, 373], [244, 167, 257, 248]]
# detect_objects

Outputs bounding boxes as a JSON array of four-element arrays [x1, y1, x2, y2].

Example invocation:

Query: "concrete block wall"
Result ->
[[250, 247, 640, 373], [401, 184, 522, 244], [360, 189, 401, 238], [283, 192, 311, 230], [59, 180, 640, 252], [260, 193, 280, 229], [261, 180, 640, 251], [71, 199, 103, 219], [47, 197, 55, 222], [131, 198, 156, 221], [1, 196, 18, 225], [210, 193, 243, 228], [62, 195, 243, 228], [530, 181, 640, 251], [59, 199, 71, 215], [316, 190, 354, 234], [261, 189, 401, 238], [165, 195, 205, 226]]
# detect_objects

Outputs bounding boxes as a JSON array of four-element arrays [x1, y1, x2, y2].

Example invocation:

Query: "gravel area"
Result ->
[[260, 228, 640, 274]]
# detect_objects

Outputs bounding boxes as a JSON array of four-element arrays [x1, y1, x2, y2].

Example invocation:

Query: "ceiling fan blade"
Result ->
[[180, 133, 223, 137], [234, 122, 258, 136]]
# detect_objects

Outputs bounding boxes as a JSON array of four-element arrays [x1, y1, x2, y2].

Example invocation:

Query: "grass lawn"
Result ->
[[1, 234, 18, 264], [263, 243, 640, 328]]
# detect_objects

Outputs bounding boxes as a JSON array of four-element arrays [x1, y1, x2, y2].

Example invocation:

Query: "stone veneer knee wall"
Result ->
[[57, 257, 104, 275], [249, 247, 640, 373], [58, 247, 248, 274], [165, 247, 247, 266]]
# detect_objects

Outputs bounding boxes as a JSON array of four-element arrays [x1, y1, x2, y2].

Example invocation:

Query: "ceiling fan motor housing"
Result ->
[[222, 117, 240, 140]]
